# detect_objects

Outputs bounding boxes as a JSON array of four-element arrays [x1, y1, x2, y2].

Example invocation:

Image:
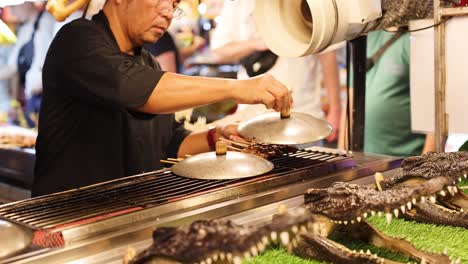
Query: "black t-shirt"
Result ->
[[144, 32, 181, 73], [33, 11, 190, 197]]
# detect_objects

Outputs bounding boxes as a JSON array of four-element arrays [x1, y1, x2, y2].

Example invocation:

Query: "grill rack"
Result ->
[[0, 150, 351, 237]]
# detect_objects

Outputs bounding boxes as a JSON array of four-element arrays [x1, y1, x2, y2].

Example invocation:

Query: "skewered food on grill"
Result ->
[[241, 142, 298, 159], [0, 126, 36, 148], [219, 138, 298, 160]]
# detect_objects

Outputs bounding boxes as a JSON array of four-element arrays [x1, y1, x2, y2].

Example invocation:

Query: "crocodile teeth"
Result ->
[[407, 202, 412, 210], [359, 250, 364, 254], [300, 225, 307, 233], [366, 249, 372, 255], [262, 236, 269, 245], [378, 212, 383, 217], [448, 186, 456, 196], [292, 225, 299, 233], [394, 209, 399, 218], [459, 178, 463, 182], [233, 256, 242, 264], [455, 257, 461, 264], [257, 242, 265, 252], [371, 211, 376, 216], [401, 205, 406, 214], [351, 220, 355, 224], [280, 232, 290, 246], [357, 216, 362, 222], [412, 198, 417, 205], [444, 247, 448, 255], [454, 187, 458, 193], [243, 252, 251, 260], [421, 257, 427, 264], [464, 173, 467, 178], [251, 246, 258, 256], [206, 258, 212, 264], [386, 213, 393, 224], [212, 254, 219, 261], [343, 221, 348, 225], [363, 213, 368, 218], [313, 223, 320, 235], [429, 196, 437, 203], [220, 252, 226, 260], [291, 238, 298, 248], [270, 231, 278, 241], [200, 261, 206, 264], [226, 253, 233, 261], [421, 196, 426, 203], [440, 190, 446, 197]]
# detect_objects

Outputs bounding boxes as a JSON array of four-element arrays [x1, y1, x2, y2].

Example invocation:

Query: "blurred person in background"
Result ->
[[144, 31, 205, 73], [0, 11, 13, 114], [365, 29, 435, 156], [0, 3, 55, 127], [211, 0, 342, 144]]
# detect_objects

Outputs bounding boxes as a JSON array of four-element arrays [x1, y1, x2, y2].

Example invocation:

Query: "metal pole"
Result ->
[[434, 0, 447, 152], [350, 36, 367, 152]]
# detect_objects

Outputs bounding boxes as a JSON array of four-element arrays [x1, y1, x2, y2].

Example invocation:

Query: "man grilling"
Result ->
[[33, 0, 292, 196]]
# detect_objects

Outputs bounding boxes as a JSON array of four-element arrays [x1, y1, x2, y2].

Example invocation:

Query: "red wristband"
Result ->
[[207, 127, 217, 151]]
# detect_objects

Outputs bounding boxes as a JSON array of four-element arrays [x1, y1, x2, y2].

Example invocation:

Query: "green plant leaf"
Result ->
[[459, 140, 468, 151]]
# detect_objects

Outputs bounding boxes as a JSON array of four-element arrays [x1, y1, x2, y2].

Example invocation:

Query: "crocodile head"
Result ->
[[305, 176, 456, 225], [382, 152, 468, 224]]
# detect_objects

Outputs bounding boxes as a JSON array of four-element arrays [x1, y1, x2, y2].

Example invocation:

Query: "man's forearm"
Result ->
[[139, 73, 235, 114], [422, 134, 436, 154], [319, 52, 341, 111]]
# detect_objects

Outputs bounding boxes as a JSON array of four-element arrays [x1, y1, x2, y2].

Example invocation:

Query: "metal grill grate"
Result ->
[[0, 150, 349, 232]]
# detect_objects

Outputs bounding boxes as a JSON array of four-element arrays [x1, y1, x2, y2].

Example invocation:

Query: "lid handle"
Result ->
[[215, 141, 228, 155], [281, 108, 291, 119]]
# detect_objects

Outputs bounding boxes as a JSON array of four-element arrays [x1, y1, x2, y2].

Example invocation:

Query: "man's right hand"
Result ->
[[232, 74, 293, 113]]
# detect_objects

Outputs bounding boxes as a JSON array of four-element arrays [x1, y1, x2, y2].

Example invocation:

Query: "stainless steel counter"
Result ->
[[1, 149, 401, 264]]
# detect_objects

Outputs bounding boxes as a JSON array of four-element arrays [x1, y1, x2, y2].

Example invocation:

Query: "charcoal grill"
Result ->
[[0, 149, 402, 264]]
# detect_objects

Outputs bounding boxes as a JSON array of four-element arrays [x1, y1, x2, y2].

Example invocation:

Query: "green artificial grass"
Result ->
[[245, 180, 468, 264]]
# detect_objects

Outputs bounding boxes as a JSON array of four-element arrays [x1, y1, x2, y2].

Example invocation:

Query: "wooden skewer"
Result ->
[[218, 137, 251, 148], [185, 154, 192, 158], [168, 158, 183, 162], [227, 145, 243, 152], [160, 160, 177, 165]]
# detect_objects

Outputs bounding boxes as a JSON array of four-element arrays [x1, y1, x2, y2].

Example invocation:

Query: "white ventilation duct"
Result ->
[[254, 0, 434, 57]]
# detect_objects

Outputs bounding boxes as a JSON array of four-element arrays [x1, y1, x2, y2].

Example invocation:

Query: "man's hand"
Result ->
[[233, 74, 293, 113], [217, 124, 247, 142], [326, 107, 341, 142]]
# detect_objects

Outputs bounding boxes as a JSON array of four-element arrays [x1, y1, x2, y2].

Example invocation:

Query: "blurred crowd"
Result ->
[[0, 3, 55, 128]]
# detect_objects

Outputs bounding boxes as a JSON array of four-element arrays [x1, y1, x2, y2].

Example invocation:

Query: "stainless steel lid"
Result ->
[[171, 142, 274, 180], [0, 220, 32, 259], [238, 111, 332, 145]]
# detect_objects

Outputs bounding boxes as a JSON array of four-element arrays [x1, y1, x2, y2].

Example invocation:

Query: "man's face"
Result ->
[[124, 0, 179, 46]]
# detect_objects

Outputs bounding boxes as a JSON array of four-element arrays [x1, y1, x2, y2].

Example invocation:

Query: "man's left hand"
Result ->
[[217, 124, 247, 143], [326, 108, 341, 142]]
